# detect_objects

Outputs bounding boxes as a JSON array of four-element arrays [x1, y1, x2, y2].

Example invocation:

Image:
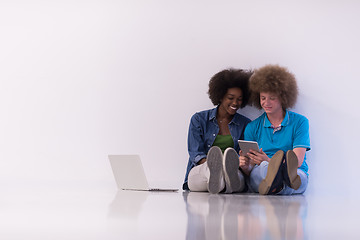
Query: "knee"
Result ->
[[188, 165, 209, 192]]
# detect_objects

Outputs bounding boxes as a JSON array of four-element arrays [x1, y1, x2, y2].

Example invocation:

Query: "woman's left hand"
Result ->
[[247, 148, 270, 165]]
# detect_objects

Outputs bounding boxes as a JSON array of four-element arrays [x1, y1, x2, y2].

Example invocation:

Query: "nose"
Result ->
[[233, 99, 241, 107], [262, 98, 269, 105]]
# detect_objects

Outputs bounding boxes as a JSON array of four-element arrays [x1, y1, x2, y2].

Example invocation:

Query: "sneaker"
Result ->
[[258, 150, 285, 195], [283, 150, 301, 190], [207, 146, 225, 194], [223, 148, 243, 193]]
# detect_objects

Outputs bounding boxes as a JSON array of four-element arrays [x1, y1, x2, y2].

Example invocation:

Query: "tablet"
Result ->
[[238, 140, 260, 155]]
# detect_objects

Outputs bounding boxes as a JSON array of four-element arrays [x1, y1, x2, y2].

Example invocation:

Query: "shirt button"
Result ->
[[213, 134, 216, 136], [208, 145, 211, 147]]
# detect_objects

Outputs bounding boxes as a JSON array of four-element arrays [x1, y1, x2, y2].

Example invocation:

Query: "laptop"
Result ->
[[108, 155, 178, 192]]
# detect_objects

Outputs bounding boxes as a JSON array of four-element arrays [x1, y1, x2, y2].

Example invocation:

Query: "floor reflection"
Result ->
[[107, 190, 149, 236], [183, 192, 307, 240], [108, 190, 149, 219]]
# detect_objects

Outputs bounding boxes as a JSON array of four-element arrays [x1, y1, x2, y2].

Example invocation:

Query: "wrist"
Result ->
[[240, 164, 253, 176], [243, 167, 252, 176], [198, 158, 206, 165]]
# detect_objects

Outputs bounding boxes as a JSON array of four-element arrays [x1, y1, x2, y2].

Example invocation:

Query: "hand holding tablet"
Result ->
[[238, 140, 260, 155]]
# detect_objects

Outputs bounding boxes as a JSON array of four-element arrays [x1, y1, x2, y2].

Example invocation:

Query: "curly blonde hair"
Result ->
[[249, 64, 298, 110]]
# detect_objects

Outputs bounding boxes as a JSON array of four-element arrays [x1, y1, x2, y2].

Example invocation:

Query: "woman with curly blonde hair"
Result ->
[[239, 65, 310, 195]]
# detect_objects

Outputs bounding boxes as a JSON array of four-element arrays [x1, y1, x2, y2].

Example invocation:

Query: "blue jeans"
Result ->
[[248, 161, 308, 195]]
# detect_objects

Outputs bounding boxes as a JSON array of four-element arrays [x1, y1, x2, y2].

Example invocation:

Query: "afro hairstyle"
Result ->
[[208, 68, 253, 108], [249, 64, 298, 110]]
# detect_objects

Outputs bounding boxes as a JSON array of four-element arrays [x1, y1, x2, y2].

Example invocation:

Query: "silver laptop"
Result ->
[[108, 155, 178, 192]]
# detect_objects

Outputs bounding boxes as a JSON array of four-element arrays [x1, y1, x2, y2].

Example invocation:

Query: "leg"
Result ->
[[277, 170, 308, 195], [188, 162, 210, 192], [258, 150, 285, 195], [278, 150, 308, 195], [249, 151, 308, 195], [188, 146, 226, 193], [248, 161, 268, 193], [237, 169, 246, 192]]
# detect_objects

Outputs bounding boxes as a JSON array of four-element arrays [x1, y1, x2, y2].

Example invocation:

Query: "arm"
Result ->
[[292, 115, 310, 167], [293, 147, 306, 167], [188, 114, 207, 165], [239, 150, 256, 176]]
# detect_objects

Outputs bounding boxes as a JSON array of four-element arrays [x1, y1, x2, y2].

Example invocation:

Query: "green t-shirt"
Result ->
[[212, 134, 234, 153]]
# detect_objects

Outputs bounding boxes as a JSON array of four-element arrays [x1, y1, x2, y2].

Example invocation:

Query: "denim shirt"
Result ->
[[183, 107, 251, 189]]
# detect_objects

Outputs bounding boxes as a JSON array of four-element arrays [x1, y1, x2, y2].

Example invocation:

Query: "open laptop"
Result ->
[[108, 155, 178, 192]]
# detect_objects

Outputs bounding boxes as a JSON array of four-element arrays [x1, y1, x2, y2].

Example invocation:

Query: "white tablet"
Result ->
[[238, 140, 260, 155]]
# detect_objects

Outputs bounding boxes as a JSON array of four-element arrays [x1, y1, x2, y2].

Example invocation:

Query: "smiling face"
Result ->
[[260, 92, 284, 116], [218, 87, 243, 116]]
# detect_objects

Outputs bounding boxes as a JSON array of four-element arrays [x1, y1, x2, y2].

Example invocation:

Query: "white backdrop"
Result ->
[[1, 0, 359, 194]]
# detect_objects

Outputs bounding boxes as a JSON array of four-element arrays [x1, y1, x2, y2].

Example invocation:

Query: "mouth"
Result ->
[[263, 107, 272, 111], [229, 106, 238, 111]]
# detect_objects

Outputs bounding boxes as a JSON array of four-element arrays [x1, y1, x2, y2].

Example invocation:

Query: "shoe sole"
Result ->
[[207, 146, 224, 194], [259, 150, 284, 195], [223, 148, 241, 193], [286, 150, 301, 190]]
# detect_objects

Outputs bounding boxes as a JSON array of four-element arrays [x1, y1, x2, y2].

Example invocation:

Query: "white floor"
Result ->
[[2, 184, 360, 240]]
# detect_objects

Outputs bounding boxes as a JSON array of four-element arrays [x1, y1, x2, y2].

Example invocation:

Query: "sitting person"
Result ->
[[183, 68, 252, 194], [239, 64, 310, 195]]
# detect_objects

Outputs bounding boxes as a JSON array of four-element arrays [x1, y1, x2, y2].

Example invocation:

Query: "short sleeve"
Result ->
[[244, 121, 257, 141], [293, 116, 311, 151]]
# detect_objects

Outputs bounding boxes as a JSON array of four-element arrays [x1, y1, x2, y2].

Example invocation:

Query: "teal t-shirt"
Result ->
[[212, 134, 234, 153], [244, 111, 310, 175]]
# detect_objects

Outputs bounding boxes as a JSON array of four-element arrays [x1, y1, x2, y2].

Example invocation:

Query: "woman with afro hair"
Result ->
[[239, 64, 310, 195], [182, 68, 252, 194]]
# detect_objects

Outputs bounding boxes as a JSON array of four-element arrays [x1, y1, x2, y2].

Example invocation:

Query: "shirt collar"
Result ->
[[209, 106, 242, 125], [263, 110, 290, 127], [209, 107, 217, 121]]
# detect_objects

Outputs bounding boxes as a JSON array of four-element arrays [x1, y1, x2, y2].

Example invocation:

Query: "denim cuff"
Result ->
[[194, 154, 207, 164]]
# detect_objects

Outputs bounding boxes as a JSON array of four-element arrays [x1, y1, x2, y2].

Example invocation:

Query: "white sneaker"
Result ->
[[207, 146, 225, 194], [223, 148, 243, 193]]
